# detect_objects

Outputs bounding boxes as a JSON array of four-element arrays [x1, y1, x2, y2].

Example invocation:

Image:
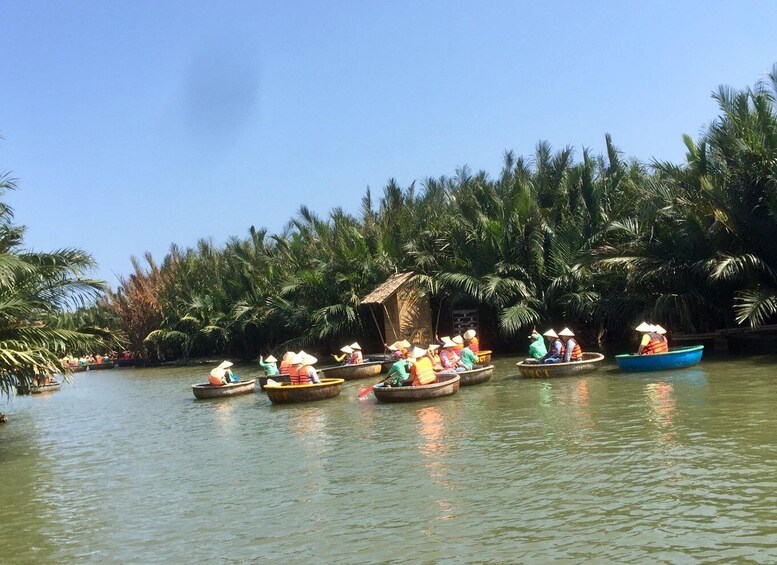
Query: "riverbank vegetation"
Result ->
[[7, 65, 777, 369], [0, 175, 118, 398], [105, 65, 777, 361]]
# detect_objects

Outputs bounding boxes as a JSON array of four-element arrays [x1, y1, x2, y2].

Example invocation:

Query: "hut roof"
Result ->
[[361, 272, 415, 305]]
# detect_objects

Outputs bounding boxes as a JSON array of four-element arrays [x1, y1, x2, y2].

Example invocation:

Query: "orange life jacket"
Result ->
[[560, 338, 583, 361], [208, 374, 224, 386], [642, 333, 669, 354], [469, 337, 480, 354], [279, 361, 291, 375], [411, 357, 436, 386], [289, 365, 305, 385]]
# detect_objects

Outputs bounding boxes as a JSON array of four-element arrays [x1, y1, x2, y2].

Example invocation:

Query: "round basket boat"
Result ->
[[318, 361, 383, 381], [516, 352, 605, 378], [372, 373, 460, 403], [191, 379, 257, 399], [449, 364, 494, 386], [19, 380, 63, 395], [476, 350, 492, 364], [264, 377, 344, 404], [615, 345, 704, 373]]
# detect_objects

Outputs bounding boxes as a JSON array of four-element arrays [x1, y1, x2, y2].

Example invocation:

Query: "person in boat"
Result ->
[[637, 323, 669, 355], [426, 344, 443, 372], [347, 342, 364, 364], [459, 339, 478, 371], [297, 353, 321, 384], [654, 325, 669, 351], [208, 361, 234, 386], [259, 355, 279, 376], [438, 337, 461, 372], [528, 329, 547, 360], [452, 335, 464, 355], [558, 328, 583, 362], [463, 329, 480, 354], [288, 354, 304, 384], [331, 345, 353, 364], [279, 351, 296, 376], [409, 347, 437, 386], [541, 329, 563, 364], [385, 350, 412, 387]]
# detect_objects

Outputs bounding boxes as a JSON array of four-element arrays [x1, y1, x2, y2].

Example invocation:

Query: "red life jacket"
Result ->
[[560, 338, 583, 361], [279, 361, 291, 375], [470, 337, 480, 354]]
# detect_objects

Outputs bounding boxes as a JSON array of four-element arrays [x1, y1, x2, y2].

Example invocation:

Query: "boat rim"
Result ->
[[516, 352, 604, 367], [264, 377, 344, 389], [191, 379, 256, 389], [614, 345, 705, 359]]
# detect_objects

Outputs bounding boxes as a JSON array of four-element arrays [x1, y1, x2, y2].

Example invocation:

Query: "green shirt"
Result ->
[[529, 336, 547, 360], [459, 347, 478, 370], [259, 360, 279, 376], [386, 359, 410, 386]]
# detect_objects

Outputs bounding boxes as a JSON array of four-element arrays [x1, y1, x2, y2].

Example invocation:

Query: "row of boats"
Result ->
[[191, 344, 705, 404]]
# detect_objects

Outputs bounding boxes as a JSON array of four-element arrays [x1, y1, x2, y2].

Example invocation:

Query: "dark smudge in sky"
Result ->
[[180, 39, 260, 153]]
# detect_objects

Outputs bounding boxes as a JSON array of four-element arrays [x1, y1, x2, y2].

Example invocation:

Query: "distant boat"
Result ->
[[372, 373, 460, 403], [516, 353, 605, 378], [264, 378, 344, 404], [615, 345, 704, 373], [318, 361, 383, 381], [191, 379, 257, 399], [439, 365, 494, 386]]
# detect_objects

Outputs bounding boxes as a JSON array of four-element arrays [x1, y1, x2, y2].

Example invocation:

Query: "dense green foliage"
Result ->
[[0, 174, 114, 397], [107, 66, 777, 360]]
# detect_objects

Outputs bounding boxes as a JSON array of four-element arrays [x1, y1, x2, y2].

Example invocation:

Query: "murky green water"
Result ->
[[3, 355, 777, 563]]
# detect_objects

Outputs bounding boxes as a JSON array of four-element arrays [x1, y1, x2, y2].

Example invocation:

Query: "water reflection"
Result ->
[[644, 381, 675, 443], [415, 406, 456, 522]]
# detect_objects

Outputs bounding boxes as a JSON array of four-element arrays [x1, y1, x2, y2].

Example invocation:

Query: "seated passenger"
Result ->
[[540, 329, 563, 364], [347, 342, 364, 365], [409, 347, 436, 386], [438, 337, 460, 372], [528, 329, 547, 360], [332, 345, 352, 364], [208, 360, 234, 386], [463, 329, 480, 353], [259, 355, 279, 376], [459, 340, 478, 370], [298, 354, 321, 384], [385, 350, 412, 387], [279, 352, 295, 376], [637, 323, 669, 355], [558, 328, 583, 362]]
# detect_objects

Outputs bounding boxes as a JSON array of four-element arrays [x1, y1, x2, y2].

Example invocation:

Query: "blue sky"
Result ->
[[2, 1, 777, 286]]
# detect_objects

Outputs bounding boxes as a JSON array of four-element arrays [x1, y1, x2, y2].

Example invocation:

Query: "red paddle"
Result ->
[[358, 384, 377, 398]]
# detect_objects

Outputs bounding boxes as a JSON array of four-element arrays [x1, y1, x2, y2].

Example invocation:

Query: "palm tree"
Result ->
[[0, 172, 109, 397]]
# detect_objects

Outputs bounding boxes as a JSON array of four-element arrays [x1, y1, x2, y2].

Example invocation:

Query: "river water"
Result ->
[[2, 354, 777, 563]]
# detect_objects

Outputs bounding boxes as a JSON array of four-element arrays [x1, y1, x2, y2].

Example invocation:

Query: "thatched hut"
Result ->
[[361, 272, 433, 347]]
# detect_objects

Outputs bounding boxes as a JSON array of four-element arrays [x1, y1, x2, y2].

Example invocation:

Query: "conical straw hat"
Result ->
[[349, 342, 362, 350], [543, 329, 558, 338], [558, 328, 575, 337], [340, 345, 353, 354], [265, 355, 277, 363], [463, 329, 476, 340], [634, 321, 652, 333]]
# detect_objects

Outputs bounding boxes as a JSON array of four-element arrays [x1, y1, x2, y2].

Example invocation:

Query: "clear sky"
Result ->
[[2, 1, 777, 286]]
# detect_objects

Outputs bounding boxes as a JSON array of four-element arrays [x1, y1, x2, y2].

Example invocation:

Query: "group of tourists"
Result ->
[[526, 328, 584, 364], [331, 342, 364, 365], [383, 329, 481, 387], [634, 322, 669, 354], [61, 353, 112, 367], [260, 351, 321, 385], [526, 322, 670, 363]]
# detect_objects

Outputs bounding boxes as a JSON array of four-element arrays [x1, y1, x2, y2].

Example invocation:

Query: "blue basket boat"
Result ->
[[615, 345, 704, 373]]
